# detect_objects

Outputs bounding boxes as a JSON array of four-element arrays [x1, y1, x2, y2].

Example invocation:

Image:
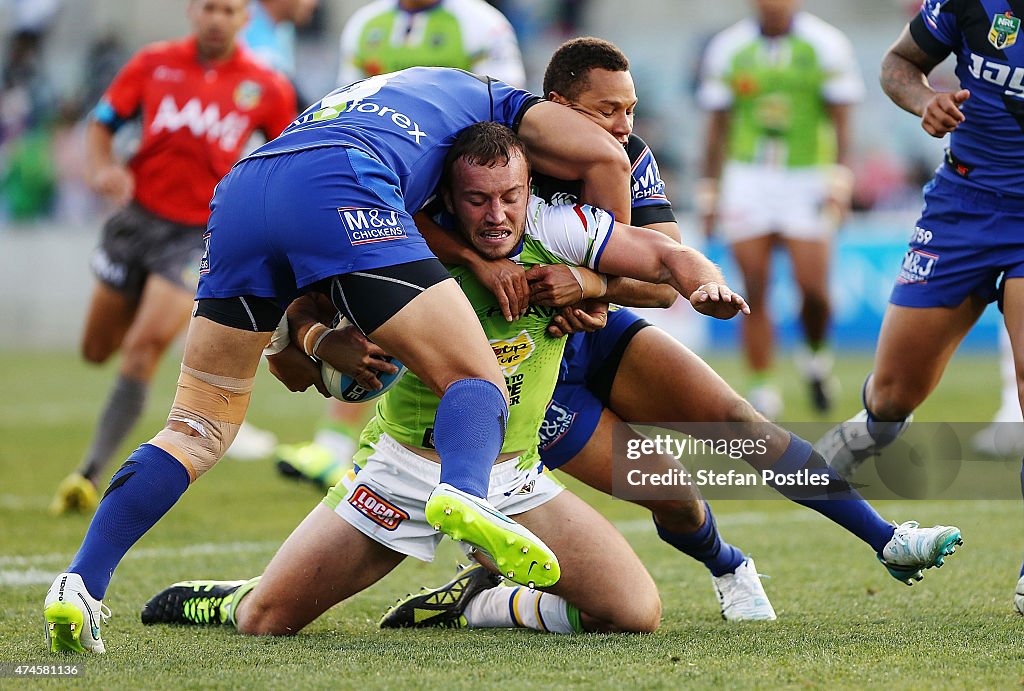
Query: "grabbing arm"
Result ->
[[518, 101, 631, 224], [597, 222, 748, 320]]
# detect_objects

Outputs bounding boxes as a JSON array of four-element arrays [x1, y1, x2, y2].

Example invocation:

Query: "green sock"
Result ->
[[226, 576, 261, 627], [566, 603, 584, 633]]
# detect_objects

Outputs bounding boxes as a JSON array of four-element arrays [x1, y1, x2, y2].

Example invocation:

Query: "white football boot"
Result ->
[[813, 410, 913, 479], [711, 558, 777, 622], [877, 521, 962, 585], [44, 572, 110, 653]]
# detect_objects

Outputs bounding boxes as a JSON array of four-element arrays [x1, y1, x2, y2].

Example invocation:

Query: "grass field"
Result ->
[[1, 348, 1022, 688]]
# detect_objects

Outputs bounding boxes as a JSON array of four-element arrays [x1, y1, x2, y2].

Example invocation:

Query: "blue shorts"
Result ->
[[538, 308, 651, 470], [889, 175, 1024, 309], [196, 146, 436, 307]]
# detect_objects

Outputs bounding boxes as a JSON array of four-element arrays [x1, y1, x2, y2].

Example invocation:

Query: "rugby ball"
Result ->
[[321, 317, 407, 403]]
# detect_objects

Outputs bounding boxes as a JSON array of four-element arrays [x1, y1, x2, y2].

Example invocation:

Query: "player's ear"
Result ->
[[441, 186, 455, 214], [548, 92, 570, 106]]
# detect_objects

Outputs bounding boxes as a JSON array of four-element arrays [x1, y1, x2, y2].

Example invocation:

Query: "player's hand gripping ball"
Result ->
[[321, 316, 407, 402]]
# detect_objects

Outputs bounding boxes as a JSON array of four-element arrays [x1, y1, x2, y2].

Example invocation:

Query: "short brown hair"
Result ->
[[442, 122, 528, 189], [542, 37, 629, 101]]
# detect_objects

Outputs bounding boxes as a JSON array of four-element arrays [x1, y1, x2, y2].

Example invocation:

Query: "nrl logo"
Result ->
[[989, 11, 1020, 49]]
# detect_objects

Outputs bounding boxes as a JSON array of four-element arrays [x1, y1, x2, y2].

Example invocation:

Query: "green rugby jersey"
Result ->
[[337, 0, 524, 87], [697, 12, 863, 168], [372, 196, 613, 466]]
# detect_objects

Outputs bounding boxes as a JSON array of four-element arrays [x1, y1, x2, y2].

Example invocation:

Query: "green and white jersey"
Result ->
[[373, 195, 614, 466], [697, 12, 863, 168], [337, 0, 525, 87]]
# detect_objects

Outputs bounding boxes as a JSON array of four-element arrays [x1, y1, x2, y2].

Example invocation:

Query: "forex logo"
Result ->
[[299, 75, 428, 144]]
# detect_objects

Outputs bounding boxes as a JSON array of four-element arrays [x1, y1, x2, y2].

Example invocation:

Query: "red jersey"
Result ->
[[95, 37, 296, 225]]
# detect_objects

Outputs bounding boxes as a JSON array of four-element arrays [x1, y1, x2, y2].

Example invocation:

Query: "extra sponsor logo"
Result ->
[[515, 479, 536, 495], [233, 80, 263, 111], [199, 232, 211, 275], [348, 484, 409, 530], [150, 95, 251, 150], [490, 330, 535, 377], [967, 52, 1024, 99], [153, 65, 186, 82], [337, 207, 407, 245], [754, 93, 792, 134], [538, 400, 576, 450], [631, 148, 667, 201], [90, 248, 127, 287], [547, 191, 578, 207], [989, 11, 1020, 49], [897, 248, 939, 284]]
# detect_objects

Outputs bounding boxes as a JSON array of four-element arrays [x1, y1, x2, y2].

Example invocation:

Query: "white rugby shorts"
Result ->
[[717, 162, 837, 243], [323, 431, 563, 561]]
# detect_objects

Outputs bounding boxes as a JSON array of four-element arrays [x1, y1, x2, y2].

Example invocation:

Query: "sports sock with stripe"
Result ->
[[464, 585, 581, 633], [68, 444, 190, 599]]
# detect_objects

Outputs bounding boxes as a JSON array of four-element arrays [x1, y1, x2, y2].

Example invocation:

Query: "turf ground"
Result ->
[[1, 348, 1022, 688]]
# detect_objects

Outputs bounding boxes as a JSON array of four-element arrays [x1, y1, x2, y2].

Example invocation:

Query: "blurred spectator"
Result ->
[[1, 3, 62, 222], [81, 35, 129, 114], [2, 30, 55, 143], [51, 99, 100, 224], [1, 116, 54, 220], [696, 0, 863, 420], [241, 0, 319, 78], [337, 0, 525, 87]]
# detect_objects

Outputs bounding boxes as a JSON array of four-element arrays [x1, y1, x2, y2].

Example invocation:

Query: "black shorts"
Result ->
[[194, 258, 452, 333], [91, 202, 206, 299]]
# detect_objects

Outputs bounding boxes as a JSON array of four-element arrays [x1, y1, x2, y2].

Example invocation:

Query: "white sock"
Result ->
[[464, 585, 576, 633]]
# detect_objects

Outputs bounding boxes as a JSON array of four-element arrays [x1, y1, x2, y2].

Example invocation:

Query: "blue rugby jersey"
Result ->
[[532, 133, 675, 227], [912, 0, 1024, 193], [245, 66, 540, 214]]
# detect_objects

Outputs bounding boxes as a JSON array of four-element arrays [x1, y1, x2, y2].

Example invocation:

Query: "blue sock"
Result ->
[[68, 444, 190, 600], [655, 502, 745, 577], [763, 433, 895, 553], [434, 378, 508, 499], [862, 374, 908, 446]]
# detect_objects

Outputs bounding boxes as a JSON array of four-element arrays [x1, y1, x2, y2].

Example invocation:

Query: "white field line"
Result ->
[[0, 510, 816, 587], [0, 495, 48, 510], [2, 501, 1013, 587], [0, 541, 280, 586]]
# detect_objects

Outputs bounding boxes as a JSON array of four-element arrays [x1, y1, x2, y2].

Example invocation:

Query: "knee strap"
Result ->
[[150, 365, 254, 480]]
